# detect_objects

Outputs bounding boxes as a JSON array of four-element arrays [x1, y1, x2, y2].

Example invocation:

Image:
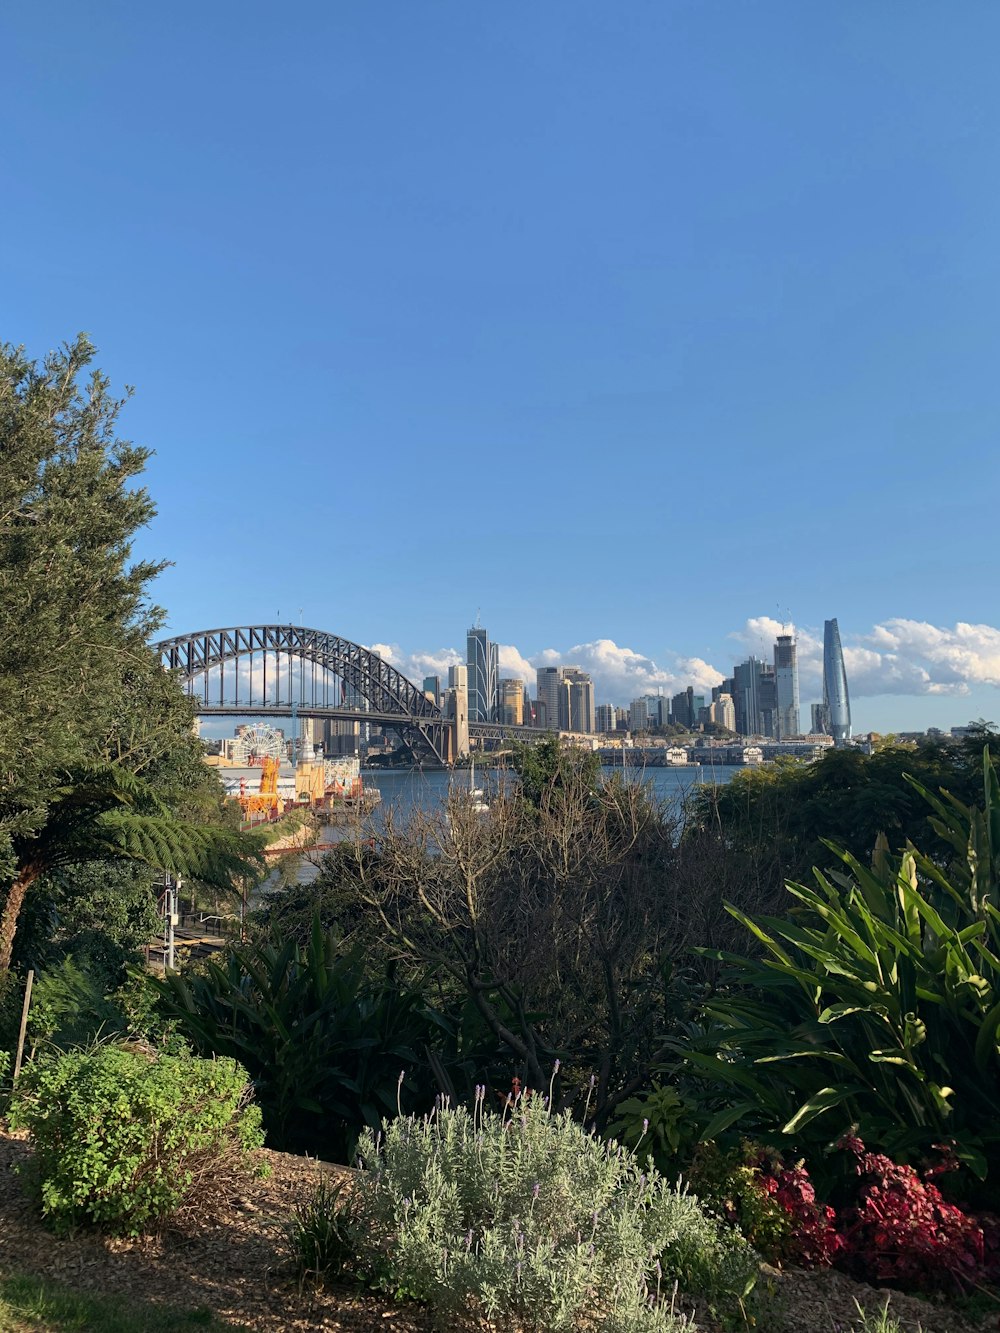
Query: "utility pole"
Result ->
[[162, 871, 181, 970]]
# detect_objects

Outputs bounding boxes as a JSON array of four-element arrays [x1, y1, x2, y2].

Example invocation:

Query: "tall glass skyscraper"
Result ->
[[823, 618, 852, 746], [774, 632, 801, 738], [467, 624, 499, 722]]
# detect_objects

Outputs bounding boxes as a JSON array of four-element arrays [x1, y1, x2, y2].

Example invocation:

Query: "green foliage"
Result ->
[[11, 858, 161, 991], [351, 1093, 758, 1331], [288, 1175, 363, 1286], [8, 1044, 263, 1234], [848, 1299, 917, 1333], [608, 1083, 702, 1165], [685, 1143, 795, 1264], [155, 919, 441, 1160], [0, 336, 262, 969], [684, 738, 1000, 904], [22, 955, 167, 1053], [685, 750, 1000, 1190], [509, 733, 602, 807]]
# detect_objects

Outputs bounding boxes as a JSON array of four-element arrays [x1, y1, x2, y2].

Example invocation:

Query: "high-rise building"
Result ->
[[595, 703, 616, 733], [710, 692, 736, 731], [629, 698, 649, 733], [823, 618, 852, 747], [423, 675, 441, 707], [733, 658, 777, 737], [467, 624, 499, 723], [811, 702, 829, 735], [773, 633, 801, 738], [499, 677, 524, 725], [535, 666, 562, 732], [671, 688, 693, 729], [568, 676, 595, 733]]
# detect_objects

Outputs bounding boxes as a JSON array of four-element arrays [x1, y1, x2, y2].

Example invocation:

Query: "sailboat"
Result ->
[[467, 758, 490, 815]]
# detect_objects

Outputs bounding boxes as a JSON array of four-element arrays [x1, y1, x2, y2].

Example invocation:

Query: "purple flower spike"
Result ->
[[532, 1182, 541, 1199], [553, 1058, 560, 1074], [642, 1117, 649, 1133]]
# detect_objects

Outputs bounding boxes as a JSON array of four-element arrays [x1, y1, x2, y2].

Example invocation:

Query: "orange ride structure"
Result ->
[[238, 755, 280, 822]]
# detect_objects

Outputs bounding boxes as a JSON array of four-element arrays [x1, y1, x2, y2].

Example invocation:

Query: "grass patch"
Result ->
[[0, 1273, 229, 1332]]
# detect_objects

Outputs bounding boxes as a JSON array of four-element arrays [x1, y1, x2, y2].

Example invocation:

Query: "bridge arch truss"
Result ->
[[154, 624, 452, 763]]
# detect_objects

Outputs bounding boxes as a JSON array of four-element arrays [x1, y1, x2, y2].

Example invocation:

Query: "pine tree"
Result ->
[[0, 336, 261, 970]]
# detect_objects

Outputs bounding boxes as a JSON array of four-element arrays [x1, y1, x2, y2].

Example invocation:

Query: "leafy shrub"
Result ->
[[685, 750, 1000, 1193], [687, 1142, 842, 1268], [350, 1089, 758, 1331], [608, 1083, 701, 1166], [9, 1044, 263, 1234], [155, 920, 440, 1160], [837, 1135, 994, 1293]]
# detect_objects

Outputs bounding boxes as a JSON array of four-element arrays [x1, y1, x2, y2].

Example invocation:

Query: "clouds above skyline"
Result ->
[[371, 618, 1000, 712]]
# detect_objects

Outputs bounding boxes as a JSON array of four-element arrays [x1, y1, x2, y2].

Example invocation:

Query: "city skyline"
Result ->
[[364, 612, 1000, 736]]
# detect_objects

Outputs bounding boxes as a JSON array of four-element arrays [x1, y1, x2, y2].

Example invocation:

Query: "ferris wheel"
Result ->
[[234, 722, 285, 765]]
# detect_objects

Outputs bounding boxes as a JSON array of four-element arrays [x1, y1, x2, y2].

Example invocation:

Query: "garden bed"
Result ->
[[0, 1131, 992, 1332]]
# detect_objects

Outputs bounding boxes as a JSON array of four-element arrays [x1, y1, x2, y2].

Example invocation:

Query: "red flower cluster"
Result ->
[[753, 1152, 844, 1266], [837, 1135, 990, 1292]]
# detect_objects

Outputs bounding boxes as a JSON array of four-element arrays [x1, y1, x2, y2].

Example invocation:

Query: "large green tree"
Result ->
[[0, 335, 260, 970]]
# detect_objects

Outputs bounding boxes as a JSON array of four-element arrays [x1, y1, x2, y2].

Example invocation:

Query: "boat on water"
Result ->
[[447, 758, 490, 819]]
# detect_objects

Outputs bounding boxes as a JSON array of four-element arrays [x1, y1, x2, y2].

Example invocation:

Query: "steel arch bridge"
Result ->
[[154, 624, 455, 763]]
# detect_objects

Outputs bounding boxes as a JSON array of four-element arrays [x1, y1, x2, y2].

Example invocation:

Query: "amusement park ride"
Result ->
[[231, 721, 375, 825], [237, 755, 280, 820]]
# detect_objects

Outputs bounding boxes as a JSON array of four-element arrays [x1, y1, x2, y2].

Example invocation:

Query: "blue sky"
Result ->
[[5, 2, 1000, 730]]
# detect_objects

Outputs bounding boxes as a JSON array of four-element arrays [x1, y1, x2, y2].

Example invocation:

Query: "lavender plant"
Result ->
[[351, 1084, 757, 1331]]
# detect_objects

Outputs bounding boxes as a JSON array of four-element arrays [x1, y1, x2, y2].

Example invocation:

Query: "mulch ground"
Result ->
[[0, 1130, 995, 1332]]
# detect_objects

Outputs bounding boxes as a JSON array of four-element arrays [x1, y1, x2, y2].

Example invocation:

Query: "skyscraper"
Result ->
[[823, 618, 852, 747], [500, 677, 524, 725], [733, 657, 777, 737], [595, 703, 616, 734], [467, 624, 499, 723], [564, 670, 595, 733], [774, 632, 801, 738], [535, 666, 562, 732]]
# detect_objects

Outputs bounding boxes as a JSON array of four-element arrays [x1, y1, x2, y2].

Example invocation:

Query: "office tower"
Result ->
[[614, 707, 629, 730], [448, 663, 467, 691], [557, 666, 595, 733], [823, 618, 852, 746], [535, 666, 562, 732], [811, 702, 829, 735], [774, 633, 801, 738], [733, 658, 776, 737], [671, 689, 692, 729], [500, 677, 524, 725], [569, 676, 595, 733], [467, 624, 499, 722], [595, 703, 616, 733], [710, 692, 736, 731], [629, 698, 649, 732], [423, 675, 441, 707]]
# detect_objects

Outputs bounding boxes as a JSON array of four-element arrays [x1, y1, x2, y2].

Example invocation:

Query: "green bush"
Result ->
[[9, 1045, 263, 1234], [349, 1091, 758, 1331], [155, 920, 441, 1160], [685, 750, 1000, 1192]]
